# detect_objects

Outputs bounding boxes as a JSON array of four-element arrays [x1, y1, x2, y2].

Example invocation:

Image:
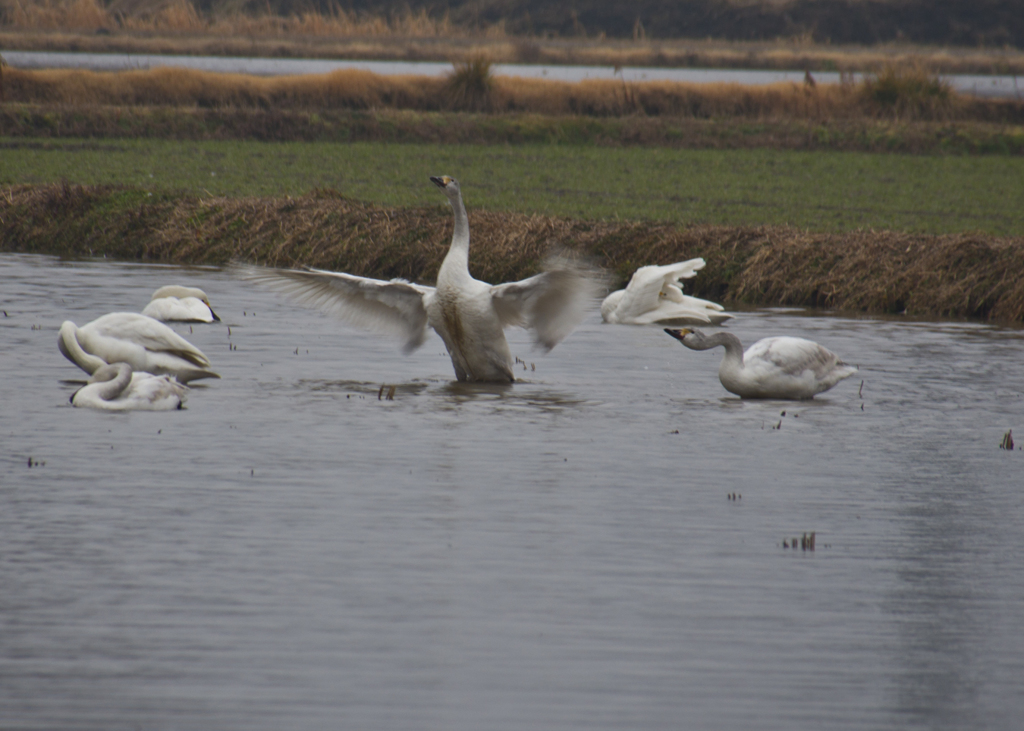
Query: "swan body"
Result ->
[[58, 312, 220, 383], [71, 362, 188, 411], [602, 260, 732, 326], [244, 175, 599, 382], [665, 327, 857, 399], [141, 285, 220, 323]]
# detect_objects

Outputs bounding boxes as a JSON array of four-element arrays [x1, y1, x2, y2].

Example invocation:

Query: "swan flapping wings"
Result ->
[[239, 265, 435, 353], [491, 257, 603, 350]]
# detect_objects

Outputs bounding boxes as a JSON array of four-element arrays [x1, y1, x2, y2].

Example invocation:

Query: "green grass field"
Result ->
[[3, 138, 1022, 235]]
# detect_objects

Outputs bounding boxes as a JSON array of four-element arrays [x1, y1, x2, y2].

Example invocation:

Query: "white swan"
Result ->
[[242, 175, 600, 382], [601, 259, 732, 325], [71, 362, 189, 411], [141, 285, 220, 323], [58, 312, 220, 383], [665, 327, 857, 399]]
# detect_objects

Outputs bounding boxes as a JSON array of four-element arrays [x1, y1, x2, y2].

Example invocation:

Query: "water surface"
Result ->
[[1, 253, 1022, 730], [6, 50, 1022, 98]]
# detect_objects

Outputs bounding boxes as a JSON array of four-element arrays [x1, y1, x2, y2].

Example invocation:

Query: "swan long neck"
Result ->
[[91, 363, 133, 401], [688, 331, 745, 365], [442, 192, 471, 272], [58, 321, 106, 374]]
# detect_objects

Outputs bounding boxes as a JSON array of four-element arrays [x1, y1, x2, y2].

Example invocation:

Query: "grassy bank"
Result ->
[[3, 137, 1022, 235], [4, 104, 1024, 156], [5, 66, 1023, 123], [3, 182, 1022, 323]]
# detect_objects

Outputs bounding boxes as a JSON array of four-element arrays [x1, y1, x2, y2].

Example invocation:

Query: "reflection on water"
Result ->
[[1, 253, 1023, 731]]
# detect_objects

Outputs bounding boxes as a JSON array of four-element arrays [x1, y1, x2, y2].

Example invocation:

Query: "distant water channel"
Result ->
[[6, 50, 1022, 98], [2, 252, 1023, 730]]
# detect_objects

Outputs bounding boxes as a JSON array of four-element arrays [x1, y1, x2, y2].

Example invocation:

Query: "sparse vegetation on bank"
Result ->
[[3, 182, 1022, 323], [5, 104, 1023, 155], [3, 65, 1022, 123]]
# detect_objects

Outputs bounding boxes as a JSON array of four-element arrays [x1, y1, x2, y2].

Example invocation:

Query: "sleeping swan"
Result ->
[[71, 362, 188, 410], [58, 312, 220, 384], [243, 175, 600, 382], [142, 285, 220, 323], [601, 259, 732, 325], [665, 327, 857, 399]]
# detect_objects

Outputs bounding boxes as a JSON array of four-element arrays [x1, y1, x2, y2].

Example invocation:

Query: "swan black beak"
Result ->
[[430, 176, 451, 188], [210, 308, 221, 322], [664, 328, 692, 342]]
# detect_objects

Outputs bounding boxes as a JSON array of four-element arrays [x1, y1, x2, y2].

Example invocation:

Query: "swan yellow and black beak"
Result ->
[[664, 327, 694, 343], [430, 175, 453, 189]]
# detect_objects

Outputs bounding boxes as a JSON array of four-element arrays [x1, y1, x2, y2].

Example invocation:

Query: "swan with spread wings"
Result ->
[[243, 176, 600, 382]]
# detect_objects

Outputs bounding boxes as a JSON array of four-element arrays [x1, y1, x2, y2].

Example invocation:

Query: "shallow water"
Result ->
[[6, 50, 1023, 98], [1, 252, 1023, 730]]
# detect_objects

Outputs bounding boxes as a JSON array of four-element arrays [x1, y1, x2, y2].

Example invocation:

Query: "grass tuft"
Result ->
[[444, 57, 495, 112], [860, 64, 955, 119]]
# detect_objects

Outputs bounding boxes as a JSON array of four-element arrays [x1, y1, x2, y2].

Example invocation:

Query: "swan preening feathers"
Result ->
[[58, 312, 220, 384], [142, 285, 220, 323], [665, 327, 857, 400], [71, 362, 189, 411], [243, 175, 601, 383], [602, 259, 732, 326]]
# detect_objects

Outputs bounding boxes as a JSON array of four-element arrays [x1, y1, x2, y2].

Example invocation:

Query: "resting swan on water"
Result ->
[[601, 259, 732, 326], [664, 327, 857, 400], [71, 362, 189, 411], [141, 285, 220, 323], [243, 176, 600, 382], [58, 312, 220, 384]]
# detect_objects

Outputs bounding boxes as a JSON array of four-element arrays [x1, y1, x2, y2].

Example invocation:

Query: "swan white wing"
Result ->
[[612, 259, 706, 321], [128, 372, 189, 409], [490, 263, 601, 350], [745, 337, 845, 379], [630, 302, 712, 325], [241, 265, 434, 353], [86, 313, 213, 367]]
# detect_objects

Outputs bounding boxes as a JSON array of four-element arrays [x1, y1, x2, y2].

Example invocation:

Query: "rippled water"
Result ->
[[2, 253, 1023, 730], [6, 50, 1023, 98]]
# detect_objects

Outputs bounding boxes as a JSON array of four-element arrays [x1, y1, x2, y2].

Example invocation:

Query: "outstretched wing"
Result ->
[[490, 258, 602, 350], [239, 264, 434, 353]]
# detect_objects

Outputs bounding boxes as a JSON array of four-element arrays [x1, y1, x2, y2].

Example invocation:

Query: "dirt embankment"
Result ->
[[4, 183, 1022, 323]]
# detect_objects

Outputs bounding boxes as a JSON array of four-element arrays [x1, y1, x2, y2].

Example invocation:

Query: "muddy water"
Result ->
[[2, 252, 1023, 730]]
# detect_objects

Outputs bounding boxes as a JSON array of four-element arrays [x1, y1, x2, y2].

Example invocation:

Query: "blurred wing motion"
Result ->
[[239, 265, 435, 353], [490, 257, 604, 351]]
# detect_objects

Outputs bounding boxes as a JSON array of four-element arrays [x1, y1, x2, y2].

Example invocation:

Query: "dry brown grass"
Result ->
[[5, 65, 1021, 122], [2, 0, 466, 37], [4, 1, 1024, 76], [3, 182, 1022, 322]]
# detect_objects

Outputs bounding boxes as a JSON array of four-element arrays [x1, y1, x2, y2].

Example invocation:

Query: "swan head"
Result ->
[[149, 285, 219, 321], [430, 175, 461, 202], [664, 327, 704, 349]]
